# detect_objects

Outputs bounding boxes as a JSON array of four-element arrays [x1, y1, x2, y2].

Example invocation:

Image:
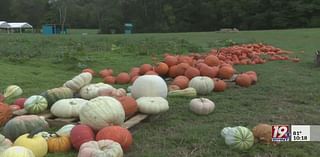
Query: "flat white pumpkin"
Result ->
[[189, 98, 215, 115], [2, 146, 35, 157], [78, 140, 123, 157], [136, 97, 169, 114], [51, 98, 89, 118], [80, 83, 114, 100], [0, 134, 12, 154], [131, 75, 168, 99], [79, 96, 125, 130], [188, 76, 214, 95], [63, 72, 92, 92]]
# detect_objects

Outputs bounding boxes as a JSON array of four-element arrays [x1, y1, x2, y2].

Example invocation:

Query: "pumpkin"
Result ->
[[168, 65, 178, 78], [136, 97, 169, 114], [200, 65, 219, 78], [79, 96, 125, 130], [189, 98, 215, 115], [70, 124, 95, 150], [184, 67, 200, 79], [176, 63, 190, 76], [82, 68, 96, 76], [80, 83, 114, 100], [56, 124, 76, 136], [63, 72, 92, 92], [131, 75, 168, 99], [116, 72, 130, 84], [221, 126, 254, 150], [112, 88, 127, 97], [0, 134, 12, 153], [99, 69, 113, 78], [245, 71, 258, 84], [0, 102, 12, 127], [168, 87, 197, 97], [50, 98, 88, 118], [96, 126, 133, 151], [24, 95, 48, 114], [3, 85, 23, 100], [130, 75, 139, 84], [47, 134, 72, 153], [252, 124, 273, 144], [154, 62, 169, 76], [9, 104, 21, 111], [2, 115, 49, 141], [14, 98, 27, 109], [78, 140, 123, 157], [236, 74, 252, 87], [14, 129, 48, 157], [103, 76, 116, 84], [204, 55, 220, 66], [145, 71, 158, 75], [2, 146, 35, 157], [168, 85, 180, 91], [41, 87, 74, 106], [171, 76, 189, 89], [116, 96, 138, 117], [188, 76, 214, 95], [164, 55, 178, 67], [139, 64, 153, 75], [218, 66, 234, 79], [0, 94, 4, 102], [213, 79, 227, 92]]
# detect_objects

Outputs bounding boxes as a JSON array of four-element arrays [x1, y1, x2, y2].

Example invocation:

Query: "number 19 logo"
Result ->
[[272, 125, 290, 142]]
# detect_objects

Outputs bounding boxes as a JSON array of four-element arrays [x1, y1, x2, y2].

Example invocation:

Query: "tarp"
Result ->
[[0, 21, 10, 28], [8, 22, 33, 29]]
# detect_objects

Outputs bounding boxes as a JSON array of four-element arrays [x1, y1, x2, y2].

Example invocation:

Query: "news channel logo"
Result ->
[[272, 125, 290, 142]]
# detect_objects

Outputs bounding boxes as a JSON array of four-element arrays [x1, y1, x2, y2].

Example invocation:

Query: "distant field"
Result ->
[[1, 28, 320, 157]]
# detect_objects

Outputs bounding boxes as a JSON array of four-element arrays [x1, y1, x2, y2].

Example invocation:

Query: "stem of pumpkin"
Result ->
[[27, 127, 44, 138]]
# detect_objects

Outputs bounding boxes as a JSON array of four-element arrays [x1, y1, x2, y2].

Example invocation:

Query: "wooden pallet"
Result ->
[[13, 109, 148, 129]]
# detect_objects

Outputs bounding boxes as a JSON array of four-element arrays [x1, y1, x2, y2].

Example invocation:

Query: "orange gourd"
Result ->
[[139, 64, 153, 75], [236, 74, 252, 87], [0, 102, 12, 127], [154, 62, 169, 76], [47, 135, 72, 153], [213, 79, 227, 92], [164, 56, 178, 67], [245, 71, 257, 84], [204, 55, 220, 66], [99, 69, 113, 78], [116, 96, 138, 117], [176, 63, 190, 76], [103, 76, 116, 84], [145, 71, 158, 75], [168, 65, 178, 78], [218, 66, 234, 79], [116, 73, 130, 84], [200, 66, 219, 78], [82, 68, 96, 76], [171, 76, 189, 89], [184, 67, 200, 79]]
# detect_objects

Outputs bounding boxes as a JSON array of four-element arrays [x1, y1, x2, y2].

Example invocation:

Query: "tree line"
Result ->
[[0, 0, 320, 33]]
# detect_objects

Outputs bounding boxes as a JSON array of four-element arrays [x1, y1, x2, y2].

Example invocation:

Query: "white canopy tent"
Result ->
[[8, 22, 33, 33], [0, 21, 10, 28]]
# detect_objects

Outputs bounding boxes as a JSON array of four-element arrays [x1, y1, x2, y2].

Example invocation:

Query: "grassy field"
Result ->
[[1, 28, 320, 157]]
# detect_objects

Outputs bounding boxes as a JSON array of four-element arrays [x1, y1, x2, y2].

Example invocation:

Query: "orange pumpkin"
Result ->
[[213, 79, 227, 92], [82, 68, 96, 76], [116, 73, 130, 84], [139, 64, 153, 75], [99, 69, 113, 78], [236, 74, 252, 87], [171, 76, 189, 89], [130, 76, 139, 84], [176, 63, 190, 76], [145, 71, 158, 75], [103, 76, 116, 84], [245, 71, 258, 84], [0, 102, 12, 127], [178, 56, 193, 65], [168, 65, 178, 78], [47, 135, 72, 153], [154, 62, 169, 76], [200, 66, 219, 78], [204, 55, 220, 66], [218, 66, 234, 79], [164, 55, 178, 67], [96, 126, 133, 151], [184, 67, 200, 79], [116, 96, 138, 117]]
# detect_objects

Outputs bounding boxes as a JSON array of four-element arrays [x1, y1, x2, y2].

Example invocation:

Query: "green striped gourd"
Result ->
[[24, 95, 48, 114], [41, 87, 73, 107], [168, 87, 197, 97], [221, 126, 254, 150]]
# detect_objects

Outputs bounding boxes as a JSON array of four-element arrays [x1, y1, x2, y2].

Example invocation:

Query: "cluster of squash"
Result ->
[[0, 73, 173, 157]]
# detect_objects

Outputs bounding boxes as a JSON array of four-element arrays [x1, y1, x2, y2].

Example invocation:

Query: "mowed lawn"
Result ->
[[1, 28, 320, 157]]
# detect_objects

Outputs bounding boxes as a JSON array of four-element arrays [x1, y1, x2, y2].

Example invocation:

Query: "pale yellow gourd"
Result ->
[[168, 87, 197, 97], [136, 97, 169, 114], [63, 72, 92, 92]]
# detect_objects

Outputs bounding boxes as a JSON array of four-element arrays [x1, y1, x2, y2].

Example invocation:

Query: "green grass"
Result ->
[[1, 28, 320, 157]]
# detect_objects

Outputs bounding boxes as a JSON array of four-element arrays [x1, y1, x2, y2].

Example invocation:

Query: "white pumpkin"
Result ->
[[56, 124, 76, 136], [188, 76, 214, 95], [136, 97, 169, 114], [189, 98, 215, 115], [0, 134, 12, 154], [80, 83, 114, 100], [131, 75, 168, 99], [78, 140, 123, 157], [63, 72, 92, 92], [2, 146, 35, 157], [50, 98, 88, 118], [79, 96, 125, 130]]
